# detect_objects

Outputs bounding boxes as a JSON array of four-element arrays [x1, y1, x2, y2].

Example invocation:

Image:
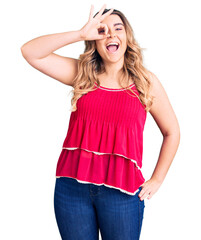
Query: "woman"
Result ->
[[21, 4, 180, 240]]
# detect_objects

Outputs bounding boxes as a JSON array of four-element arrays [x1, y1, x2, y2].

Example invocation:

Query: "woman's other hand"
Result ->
[[79, 4, 114, 41], [138, 178, 162, 201]]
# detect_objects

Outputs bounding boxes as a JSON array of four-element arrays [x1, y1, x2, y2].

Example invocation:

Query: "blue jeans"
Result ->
[[54, 177, 145, 240]]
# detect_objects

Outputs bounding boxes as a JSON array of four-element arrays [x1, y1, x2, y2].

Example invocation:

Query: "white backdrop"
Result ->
[[1, 0, 201, 239]]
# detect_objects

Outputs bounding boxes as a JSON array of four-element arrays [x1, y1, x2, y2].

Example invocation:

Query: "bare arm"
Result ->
[[20, 31, 83, 86], [20, 5, 114, 87], [139, 72, 181, 200], [21, 30, 83, 60]]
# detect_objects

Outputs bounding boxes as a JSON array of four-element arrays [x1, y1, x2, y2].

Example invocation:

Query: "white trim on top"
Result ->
[[62, 146, 142, 170], [94, 82, 135, 92], [56, 176, 141, 196], [94, 82, 145, 108]]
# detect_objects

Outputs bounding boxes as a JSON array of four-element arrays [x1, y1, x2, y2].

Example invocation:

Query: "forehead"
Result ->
[[101, 14, 123, 26]]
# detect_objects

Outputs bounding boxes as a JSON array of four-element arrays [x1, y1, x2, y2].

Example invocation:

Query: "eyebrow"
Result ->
[[113, 23, 124, 27]]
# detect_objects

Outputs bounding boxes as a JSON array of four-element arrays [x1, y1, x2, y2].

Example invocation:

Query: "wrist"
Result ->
[[150, 175, 164, 185], [78, 29, 86, 41]]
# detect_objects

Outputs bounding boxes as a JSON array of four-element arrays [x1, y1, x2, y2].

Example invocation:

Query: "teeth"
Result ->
[[106, 42, 119, 47]]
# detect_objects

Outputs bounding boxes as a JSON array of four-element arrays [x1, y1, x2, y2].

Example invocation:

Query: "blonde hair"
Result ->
[[70, 8, 154, 112]]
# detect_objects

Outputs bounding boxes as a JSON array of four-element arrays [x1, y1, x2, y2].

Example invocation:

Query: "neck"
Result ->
[[102, 58, 124, 80]]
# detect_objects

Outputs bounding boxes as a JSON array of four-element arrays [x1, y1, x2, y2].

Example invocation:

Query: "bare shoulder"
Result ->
[[147, 71, 164, 97], [147, 71, 180, 136]]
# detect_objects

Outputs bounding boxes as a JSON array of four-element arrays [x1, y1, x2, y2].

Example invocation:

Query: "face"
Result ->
[[95, 14, 127, 64]]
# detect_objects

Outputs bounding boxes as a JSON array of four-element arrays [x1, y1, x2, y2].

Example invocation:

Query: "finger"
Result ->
[[97, 35, 108, 40], [95, 4, 107, 18], [138, 186, 149, 199], [138, 184, 147, 197], [98, 23, 108, 35], [147, 193, 153, 200], [97, 33, 109, 40], [139, 190, 149, 201], [138, 190, 145, 199], [100, 8, 114, 21], [89, 5, 94, 20], [147, 189, 156, 200]]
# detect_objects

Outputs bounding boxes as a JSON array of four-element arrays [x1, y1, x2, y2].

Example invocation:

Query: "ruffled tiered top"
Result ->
[[55, 81, 147, 195]]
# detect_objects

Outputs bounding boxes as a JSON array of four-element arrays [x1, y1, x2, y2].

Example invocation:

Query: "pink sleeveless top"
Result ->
[[55, 82, 147, 195]]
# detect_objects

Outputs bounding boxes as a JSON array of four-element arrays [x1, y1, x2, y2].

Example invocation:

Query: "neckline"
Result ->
[[94, 82, 135, 91]]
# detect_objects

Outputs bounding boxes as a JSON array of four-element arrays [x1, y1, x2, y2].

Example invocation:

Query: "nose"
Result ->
[[107, 30, 116, 38]]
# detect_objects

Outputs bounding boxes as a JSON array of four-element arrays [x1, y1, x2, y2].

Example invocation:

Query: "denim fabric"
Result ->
[[54, 177, 145, 240]]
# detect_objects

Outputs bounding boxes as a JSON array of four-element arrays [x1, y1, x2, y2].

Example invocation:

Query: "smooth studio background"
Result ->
[[1, 0, 201, 239]]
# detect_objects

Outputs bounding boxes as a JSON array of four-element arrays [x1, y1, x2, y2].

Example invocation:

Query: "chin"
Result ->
[[104, 58, 124, 64], [107, 52, 125, 60]]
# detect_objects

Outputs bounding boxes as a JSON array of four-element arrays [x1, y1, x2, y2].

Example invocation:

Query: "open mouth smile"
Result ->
[[106, 42, 120, 53]]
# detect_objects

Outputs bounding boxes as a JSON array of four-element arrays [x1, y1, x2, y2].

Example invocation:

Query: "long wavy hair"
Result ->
[[70, 8, 154, 112]]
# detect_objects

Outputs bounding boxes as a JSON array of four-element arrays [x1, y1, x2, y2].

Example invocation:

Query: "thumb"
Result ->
[[98, 34, 110, 39]]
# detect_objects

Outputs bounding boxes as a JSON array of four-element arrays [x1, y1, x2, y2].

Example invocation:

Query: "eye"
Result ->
[[116, 28, 122, 31], [99, 29, 105, 33]]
